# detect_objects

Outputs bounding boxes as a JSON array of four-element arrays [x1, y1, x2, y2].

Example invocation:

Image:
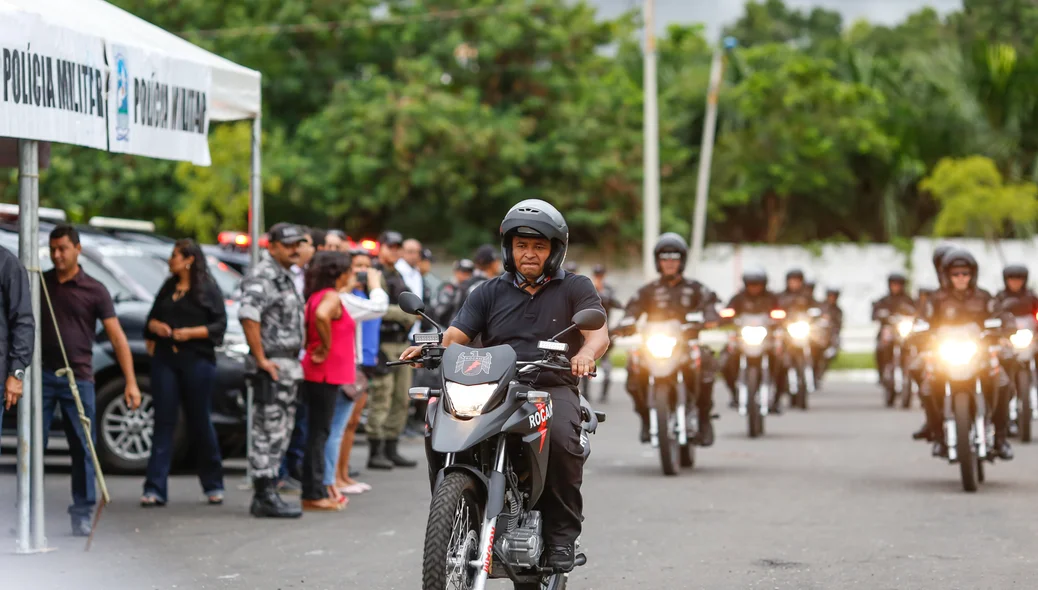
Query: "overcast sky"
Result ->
[[587, 0, 963, 40]]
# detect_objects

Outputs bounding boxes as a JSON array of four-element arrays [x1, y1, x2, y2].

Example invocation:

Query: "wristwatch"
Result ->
[[10, 369, 24, 381]]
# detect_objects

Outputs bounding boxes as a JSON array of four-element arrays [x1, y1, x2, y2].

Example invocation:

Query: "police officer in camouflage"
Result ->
[[239, 223, 306, 518]]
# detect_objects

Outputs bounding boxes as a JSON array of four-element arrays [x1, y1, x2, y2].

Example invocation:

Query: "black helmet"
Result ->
[[592, 264, 606, 276], [917, 285, 935, 297], [473, 244, 499, 267], [786, 268, 804, 281], [500, 199, 569, 281], [742, 267, 767, 286], [653, 233, 689, 274], [941, 248, 978, 288], [1004, 264, 1029, 285], [563, 261, 579, 274], [932, 243, 954, 274], [826, 285, 841, 297], [888, 272, 907, 284]]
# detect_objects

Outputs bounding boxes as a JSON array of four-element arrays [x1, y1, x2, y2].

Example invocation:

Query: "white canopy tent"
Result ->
[[1, 0, 264, 553]]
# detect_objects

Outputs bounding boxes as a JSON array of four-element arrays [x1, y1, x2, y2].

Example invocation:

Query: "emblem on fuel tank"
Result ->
[[456, 350, 493, 376]]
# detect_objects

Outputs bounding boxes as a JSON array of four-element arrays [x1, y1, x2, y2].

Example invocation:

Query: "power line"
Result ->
[[183, 5, 515, 39]]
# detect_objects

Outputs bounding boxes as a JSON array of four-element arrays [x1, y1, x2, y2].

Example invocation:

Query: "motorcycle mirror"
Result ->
[[399, 291, 425, 315], [572, 309, 607, 331]]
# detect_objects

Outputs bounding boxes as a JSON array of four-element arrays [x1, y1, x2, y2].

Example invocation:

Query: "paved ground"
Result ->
[[4, 379, 1038, 590]]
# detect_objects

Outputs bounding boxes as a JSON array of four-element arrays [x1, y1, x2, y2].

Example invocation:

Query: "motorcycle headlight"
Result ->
[[645, 334, 677, 359], [938, 340, 978, 367], [1011, 329, 1034, 349], [740, 326, 768, 346], [787, 321, 810, 341], [896, 320, 914, 339], [444, 382, 497, 418]]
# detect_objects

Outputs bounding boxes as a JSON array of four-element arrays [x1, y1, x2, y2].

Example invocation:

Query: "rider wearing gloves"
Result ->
[[872, 273, 917, 384], [923, 249, 1014, 460], [720, 268, 781, 408], [401, 199, 609, 572], [616, 233, 721, 446]]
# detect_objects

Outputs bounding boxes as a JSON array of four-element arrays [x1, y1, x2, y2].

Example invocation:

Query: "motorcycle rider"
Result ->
[[872, 273, 916, 384], [401, 199, 609, 572], [923, 249, 1014, 460], [617, 233, 721, 446], [911, 245, 955, 439], [591, 264, 623, 401], [820, 286, 843, 371], [778, 269, 814, 313], [720, 267, 781, 408], [430, 258, 475, 325], [994, 264, 1038, 317]]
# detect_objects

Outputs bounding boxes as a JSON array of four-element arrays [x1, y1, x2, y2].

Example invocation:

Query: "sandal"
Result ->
[[140, 494, 166, 508], [340, 483, 369, 495], [206, 491, 225, 505]]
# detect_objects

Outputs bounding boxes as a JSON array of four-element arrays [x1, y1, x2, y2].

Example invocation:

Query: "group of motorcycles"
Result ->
[[622, 303, 837, 477], [875, 301, 1038, 492]]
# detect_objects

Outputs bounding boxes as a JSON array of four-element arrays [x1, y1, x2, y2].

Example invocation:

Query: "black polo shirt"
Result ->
[[41, 268, 116, 382], [451, 270, 605, 388]]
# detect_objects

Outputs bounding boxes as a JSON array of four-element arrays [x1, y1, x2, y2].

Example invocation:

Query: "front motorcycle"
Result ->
[[924, 319, 1002, 492], [723, 308, 782, 438], [389, 293, 608, 590], [1005, 315, 1038, 443], [876, 310, 916, 408], [783, 309, 820, 410]]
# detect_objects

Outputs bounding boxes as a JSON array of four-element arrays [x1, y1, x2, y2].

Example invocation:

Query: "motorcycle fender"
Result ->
[[434, 464, 489, 499]]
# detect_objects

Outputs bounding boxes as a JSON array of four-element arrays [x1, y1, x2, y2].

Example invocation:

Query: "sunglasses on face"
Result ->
[[950, 270, 971, 278], [658, 252, 682, 260]]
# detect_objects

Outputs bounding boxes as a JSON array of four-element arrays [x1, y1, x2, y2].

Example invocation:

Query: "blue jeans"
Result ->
[[41, 371, 96, 519], [323, 390, 355, 486], [144, 350, 223, 502]]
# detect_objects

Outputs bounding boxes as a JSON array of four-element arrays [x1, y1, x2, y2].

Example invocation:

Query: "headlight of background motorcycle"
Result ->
[[1011, 329, 1034, 349], [740, 326, 768, 346], [645, 334, 678, 359], [938, 340, 978, 367], [896, 320, 914, 339], [444, 382, 497, 417], [787, 321, 810, 341]]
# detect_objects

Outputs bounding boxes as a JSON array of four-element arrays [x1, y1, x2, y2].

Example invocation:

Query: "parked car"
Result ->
[[0, 231, 248, 473]]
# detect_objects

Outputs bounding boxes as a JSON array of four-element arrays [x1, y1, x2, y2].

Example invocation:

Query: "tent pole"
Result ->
[[249, 114, 262, 267], [15, 141, 33, 554], [17, 139, 46, 552]]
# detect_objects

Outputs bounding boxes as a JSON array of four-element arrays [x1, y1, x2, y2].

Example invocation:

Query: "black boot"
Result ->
[[367, 439, 394, 470], [544, 544, 575, 573], [696, 416, 714, 447], [250, 477, 302, 518], [995, 438, 1014, 461], [385, 439, 418, 468], [911, 422, 932, 441], [638, 410, 650, 443]]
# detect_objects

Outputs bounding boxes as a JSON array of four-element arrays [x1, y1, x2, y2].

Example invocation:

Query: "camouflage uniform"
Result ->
[[239, 255, 305, 479], [367, 262, 416, 440]]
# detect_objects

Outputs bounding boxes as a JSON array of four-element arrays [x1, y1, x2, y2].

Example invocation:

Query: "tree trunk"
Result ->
[[764, 191, 787, 243]]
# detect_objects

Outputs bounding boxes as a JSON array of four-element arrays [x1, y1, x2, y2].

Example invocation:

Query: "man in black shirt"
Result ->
[[401, 199, 608, 572], [41, 225, 140, 536]]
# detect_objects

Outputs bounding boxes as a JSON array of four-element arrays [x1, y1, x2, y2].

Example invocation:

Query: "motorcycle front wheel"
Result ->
[[1017, 369, 1032, 443], [900, 355, 914, 409], [793, 357, 809, 410], [423, 471, 482, 590], [746, 366, 763, 438], [953, 393, 978, 493], [653, 385, 680, 476]]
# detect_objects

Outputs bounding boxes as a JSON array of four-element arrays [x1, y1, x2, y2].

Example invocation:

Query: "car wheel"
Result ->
[[96, 376, 186, 474]]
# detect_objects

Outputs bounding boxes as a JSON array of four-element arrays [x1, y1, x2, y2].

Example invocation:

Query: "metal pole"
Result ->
[[17, 139, 45, 551], [642, 0, 660, 280], [249, 114, 263, 267], [14, 140, 34, 554], [689, 49, 724, 278]]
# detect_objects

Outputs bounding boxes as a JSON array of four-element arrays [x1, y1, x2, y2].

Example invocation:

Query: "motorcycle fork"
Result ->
[[892, 344, 902, 393], [676, 372, 689, 446], [803, 344, 816, 394], [738, 355, 748, 416], [648, 377, 659, 449], [943, 384, 958, 463], [470, 437, 508, 590], [1031, 359, 1038, 420], [761, 355, 771, 415], [975, 380, 988, 460]]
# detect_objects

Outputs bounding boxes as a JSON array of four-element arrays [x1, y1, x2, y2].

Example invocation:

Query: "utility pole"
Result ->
[[689, 36, 737, 277], [642, 0, 660, 280]]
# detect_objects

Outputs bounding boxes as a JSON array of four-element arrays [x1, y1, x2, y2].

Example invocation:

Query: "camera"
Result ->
[[356, 271, 368, 285]]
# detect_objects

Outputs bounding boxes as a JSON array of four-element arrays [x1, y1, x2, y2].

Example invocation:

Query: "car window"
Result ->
[[36, 251, 136, 303], [208, 256, 242, 298], [104, 255, 170, 296]]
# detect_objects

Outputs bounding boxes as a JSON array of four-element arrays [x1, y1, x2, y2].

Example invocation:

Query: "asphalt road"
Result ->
[[3, 379, 1038, 590]]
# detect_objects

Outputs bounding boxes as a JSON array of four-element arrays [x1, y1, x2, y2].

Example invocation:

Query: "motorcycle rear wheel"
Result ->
[[422, 471, 482, 590], [793, 359, 809, 410], [953, 393, 978, 493]]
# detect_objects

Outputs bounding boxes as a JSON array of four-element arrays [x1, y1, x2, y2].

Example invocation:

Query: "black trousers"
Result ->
[[537, 386, 586, 547], [301, 381, 339, 500]]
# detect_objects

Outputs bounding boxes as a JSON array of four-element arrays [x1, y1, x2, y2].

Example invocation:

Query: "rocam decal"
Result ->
[[456, 350, 493, 376], [529, 400, 553, 452], [483, 526, 496, 573]]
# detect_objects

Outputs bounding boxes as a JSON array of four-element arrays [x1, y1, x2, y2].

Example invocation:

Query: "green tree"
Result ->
[[920, 155, 1038, 239]]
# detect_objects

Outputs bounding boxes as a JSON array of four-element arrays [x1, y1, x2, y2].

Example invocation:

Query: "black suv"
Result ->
[[0, 232, 248, 473]]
